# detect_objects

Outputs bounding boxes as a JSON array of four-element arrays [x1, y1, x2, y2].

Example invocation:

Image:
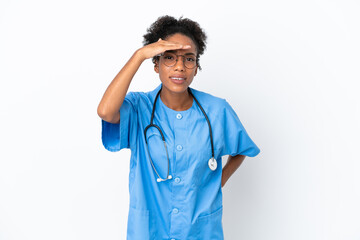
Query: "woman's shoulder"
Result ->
[[125, 85, 162, 103], [190, 87, 228, 110]]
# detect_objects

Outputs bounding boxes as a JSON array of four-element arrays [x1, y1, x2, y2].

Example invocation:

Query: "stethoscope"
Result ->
[[144, 87, 217, 183]]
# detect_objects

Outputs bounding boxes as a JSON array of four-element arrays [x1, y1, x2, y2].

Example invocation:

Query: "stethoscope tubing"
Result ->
[[144, 87, 215, 182]]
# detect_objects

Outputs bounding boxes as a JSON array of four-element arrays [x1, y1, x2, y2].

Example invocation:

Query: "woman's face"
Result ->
[[155, 33, 198, 95]]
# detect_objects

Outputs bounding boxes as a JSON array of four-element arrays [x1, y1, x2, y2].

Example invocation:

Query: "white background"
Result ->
[[1, 0, 359, 239]]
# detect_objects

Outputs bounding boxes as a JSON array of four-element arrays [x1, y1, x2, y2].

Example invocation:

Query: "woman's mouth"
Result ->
[[170, 76, 186, 84]]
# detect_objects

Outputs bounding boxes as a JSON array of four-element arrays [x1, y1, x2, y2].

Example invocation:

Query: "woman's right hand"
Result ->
[[137, 38, 191, 60]]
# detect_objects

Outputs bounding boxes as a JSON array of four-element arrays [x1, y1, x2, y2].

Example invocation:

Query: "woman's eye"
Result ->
[[186, 57, 195, 62], [164, 56, 174, 60]]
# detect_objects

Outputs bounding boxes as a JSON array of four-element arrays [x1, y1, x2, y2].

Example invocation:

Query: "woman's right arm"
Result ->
[[97, 50, 145, 123], [97, 39, 190, 124]]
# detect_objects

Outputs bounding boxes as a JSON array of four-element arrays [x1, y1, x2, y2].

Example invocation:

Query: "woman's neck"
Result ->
[[160, 87, 193, 111]]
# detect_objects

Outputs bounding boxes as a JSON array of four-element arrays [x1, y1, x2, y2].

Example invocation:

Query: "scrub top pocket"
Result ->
[[196, 206, 224, 239], [127, 207, 152, 240]]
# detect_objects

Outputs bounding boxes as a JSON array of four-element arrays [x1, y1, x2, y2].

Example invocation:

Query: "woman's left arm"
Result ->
[[221, 155, 246, 187]]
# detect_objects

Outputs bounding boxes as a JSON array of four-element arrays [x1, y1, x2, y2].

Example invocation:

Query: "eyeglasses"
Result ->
[[159, 52, 197, 69]]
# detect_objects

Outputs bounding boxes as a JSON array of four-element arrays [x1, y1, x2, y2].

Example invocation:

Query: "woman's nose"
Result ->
[[174, 57, 185, 71]]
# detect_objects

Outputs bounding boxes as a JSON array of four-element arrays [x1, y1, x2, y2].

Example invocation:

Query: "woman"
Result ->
[[97, 15, 260, 240]]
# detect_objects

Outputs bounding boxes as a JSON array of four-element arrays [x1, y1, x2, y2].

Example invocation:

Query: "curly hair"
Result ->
[[143, 15, 207, 70]]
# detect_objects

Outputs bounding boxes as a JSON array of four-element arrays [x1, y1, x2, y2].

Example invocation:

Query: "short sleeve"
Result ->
[[101, 92, 138, 152], [220, 100, 260, 157]]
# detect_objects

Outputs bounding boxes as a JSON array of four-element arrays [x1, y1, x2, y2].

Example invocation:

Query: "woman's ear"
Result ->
[[154, 59, 159, 73], [194, 66, 198, 76], [154, 63, 159, 73]]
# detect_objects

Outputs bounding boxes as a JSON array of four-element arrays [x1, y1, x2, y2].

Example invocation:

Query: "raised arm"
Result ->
[[97, 39, 191, 123]]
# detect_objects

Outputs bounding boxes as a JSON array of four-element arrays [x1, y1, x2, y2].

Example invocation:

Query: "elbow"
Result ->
[[97, 104, 107, 119], [97, 105, 120, 124], [97, 105, 110, 122]]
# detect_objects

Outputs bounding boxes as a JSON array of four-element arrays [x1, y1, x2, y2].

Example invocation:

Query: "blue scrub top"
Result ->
[[101, 84, 260, 240]]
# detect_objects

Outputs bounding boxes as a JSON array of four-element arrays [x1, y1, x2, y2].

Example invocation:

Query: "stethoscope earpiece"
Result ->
[[156, 175, 173, 183]]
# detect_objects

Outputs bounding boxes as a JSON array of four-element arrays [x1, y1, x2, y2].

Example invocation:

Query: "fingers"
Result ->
[[181, 45, 191, 49], [139, 39, 192, 60], [162, 44, 192, 52], [166, 44, 191, 50], [157, 38, 191, 50]]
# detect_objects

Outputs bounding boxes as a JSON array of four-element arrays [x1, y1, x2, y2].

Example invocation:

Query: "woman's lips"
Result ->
[[169, 76, 186, 84]]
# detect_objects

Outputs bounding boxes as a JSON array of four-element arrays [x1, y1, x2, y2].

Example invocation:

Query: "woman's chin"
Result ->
[[162, 81, 191, 94]]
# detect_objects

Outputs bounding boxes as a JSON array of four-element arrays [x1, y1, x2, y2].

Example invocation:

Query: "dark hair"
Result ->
[[143, 15, 207, 70]]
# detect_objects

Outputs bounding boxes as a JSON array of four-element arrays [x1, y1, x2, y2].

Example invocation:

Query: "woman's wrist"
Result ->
[[132, 48, 146, 63]]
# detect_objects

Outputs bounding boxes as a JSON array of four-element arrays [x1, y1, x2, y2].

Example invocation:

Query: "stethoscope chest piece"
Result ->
[[208, 157, 217, 171]]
